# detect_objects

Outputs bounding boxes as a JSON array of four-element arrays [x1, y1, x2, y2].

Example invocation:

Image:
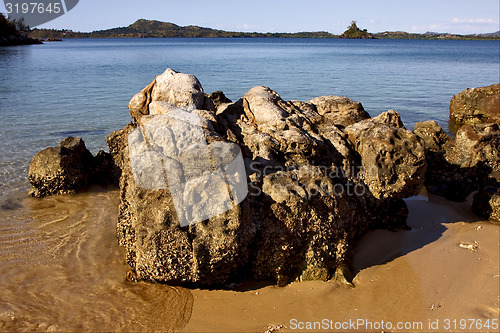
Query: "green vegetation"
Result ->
[[0, 12, 41, 46], [340, 21, 374, 39], [29, 19, 338, 39], [27, 19, 500, 41]]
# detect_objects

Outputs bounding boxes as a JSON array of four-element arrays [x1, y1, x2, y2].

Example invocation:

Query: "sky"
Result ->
[[1, 0, 499, 34]]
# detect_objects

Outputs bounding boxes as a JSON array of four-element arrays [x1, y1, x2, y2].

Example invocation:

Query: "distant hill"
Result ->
[[29, 19, 336, 39], [28, 19, 500, 40], [375, 30, 500, 40]]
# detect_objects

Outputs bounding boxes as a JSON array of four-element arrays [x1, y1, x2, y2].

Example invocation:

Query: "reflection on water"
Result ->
[[0, 188, 193, 332]]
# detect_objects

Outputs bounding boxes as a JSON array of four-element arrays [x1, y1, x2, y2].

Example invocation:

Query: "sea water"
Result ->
[[0, 38, 499, 198]]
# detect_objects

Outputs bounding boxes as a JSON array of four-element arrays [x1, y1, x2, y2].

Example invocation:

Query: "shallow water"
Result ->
[[0, 38, 499, 201], [0, 188, 193, 332]]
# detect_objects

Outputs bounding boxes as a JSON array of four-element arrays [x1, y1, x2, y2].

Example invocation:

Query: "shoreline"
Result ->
[[183, 193, 500, 332], [1, 186, 497, 332]]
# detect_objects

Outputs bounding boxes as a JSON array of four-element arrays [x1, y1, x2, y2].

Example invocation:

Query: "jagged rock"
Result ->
[[425, 123, 500, 201], [129, 78, 156, 124], [446, 123, 500, 172], [414, 120, 453, 153], [29, 137, 94, 197], [128, 68, 213, 124], [111, 70, 423, 287], [308, 95, 370, 127], [208, 91, 232, 110], [344, 111, 427, 200], [450, 83, 500, 125]]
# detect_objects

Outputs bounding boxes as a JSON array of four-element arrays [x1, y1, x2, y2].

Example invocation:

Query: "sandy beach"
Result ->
[[183, 194, 499, 332], [0, 189, 498, 332]]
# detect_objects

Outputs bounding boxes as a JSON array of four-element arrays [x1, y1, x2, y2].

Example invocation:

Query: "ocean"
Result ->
[[1, 38, 499, 200]]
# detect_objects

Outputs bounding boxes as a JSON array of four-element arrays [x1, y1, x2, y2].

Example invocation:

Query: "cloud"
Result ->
[[451, 18, 495, 24], [408, 17, 498, 34], [235, 23, 263, 31]]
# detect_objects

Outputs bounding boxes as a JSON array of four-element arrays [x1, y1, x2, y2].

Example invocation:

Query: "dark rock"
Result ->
[[425, 123, 500, 202], [208, 91, 232, 110], [450, 83, 500, 126], [92, 150, 120, 186], [472, 181, 500, 222], [29, 136, 121, 197], [29, 137, 94, 197]]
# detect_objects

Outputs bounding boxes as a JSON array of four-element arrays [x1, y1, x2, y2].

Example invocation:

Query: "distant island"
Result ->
[[22, 19, 500, 41]]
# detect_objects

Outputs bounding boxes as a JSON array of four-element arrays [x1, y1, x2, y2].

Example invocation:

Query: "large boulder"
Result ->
[[111, 70, 427, 287], [344, 111, 427, 201], [450, 83, 500, 126]]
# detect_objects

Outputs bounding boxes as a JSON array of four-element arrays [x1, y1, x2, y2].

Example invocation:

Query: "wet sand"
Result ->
[[0, 188, 193, 332], [0, 189, 498, 332]]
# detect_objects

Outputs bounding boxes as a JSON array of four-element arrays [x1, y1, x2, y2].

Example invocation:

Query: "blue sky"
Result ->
[[2, 0, 499, 34]]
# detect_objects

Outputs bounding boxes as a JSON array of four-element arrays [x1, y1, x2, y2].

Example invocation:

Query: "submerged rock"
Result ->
[[450, 83, 500, 126], [108, 69, 427, 287]]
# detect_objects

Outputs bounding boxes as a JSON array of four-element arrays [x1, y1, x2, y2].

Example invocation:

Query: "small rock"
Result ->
[[458, 241, 479, 251]]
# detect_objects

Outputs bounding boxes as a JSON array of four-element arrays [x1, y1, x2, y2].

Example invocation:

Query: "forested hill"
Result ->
[[29, 19, 335, 39]]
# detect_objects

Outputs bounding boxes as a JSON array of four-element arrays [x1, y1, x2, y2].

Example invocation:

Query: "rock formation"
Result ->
[[413, 118, 500, 222], [450, 83, 500, 125], [105, 68, 427, 287], [28, 70, 500, 287], [29, 137, 117, 197]]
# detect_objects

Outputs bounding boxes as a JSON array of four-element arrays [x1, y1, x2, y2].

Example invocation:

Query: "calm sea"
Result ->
[[0, 38, 499, 199]]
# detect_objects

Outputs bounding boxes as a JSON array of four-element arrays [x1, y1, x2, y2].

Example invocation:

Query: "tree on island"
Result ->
[[340, 21, 375, 39], [0, 12, 41, 45]]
